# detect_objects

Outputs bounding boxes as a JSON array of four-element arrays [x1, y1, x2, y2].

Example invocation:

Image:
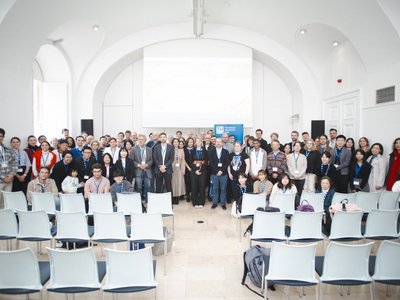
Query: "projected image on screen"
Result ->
[[142, 40, 253, 128]]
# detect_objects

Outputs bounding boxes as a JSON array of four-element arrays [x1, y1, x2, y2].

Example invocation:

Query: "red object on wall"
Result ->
[[337, 79, 342, 83]]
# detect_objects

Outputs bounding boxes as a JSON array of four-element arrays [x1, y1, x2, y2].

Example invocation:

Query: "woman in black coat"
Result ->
[[349, 149, 372, 192], [190, 138, 208, 208], [114, 147, 135, 184]]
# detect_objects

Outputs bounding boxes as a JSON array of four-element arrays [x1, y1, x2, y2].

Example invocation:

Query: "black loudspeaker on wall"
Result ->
[[81, 119, 94, 136], [311, 120, 325, 139]]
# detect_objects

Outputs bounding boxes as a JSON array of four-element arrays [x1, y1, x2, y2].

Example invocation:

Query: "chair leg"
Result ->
[[239, 218, 242, 242], [386, 284, 390, 297], [264, 279, 268, 300], [298, 287, 303, 298], [173, 215, 175, 241], [340, 285, 343, 296], [370, 283, 374, 300], [164, 241, 167, 275], [302, 286, 306, 296]]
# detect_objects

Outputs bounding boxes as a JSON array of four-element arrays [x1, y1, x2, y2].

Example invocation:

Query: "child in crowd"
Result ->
[[61, 169, 82, 194]]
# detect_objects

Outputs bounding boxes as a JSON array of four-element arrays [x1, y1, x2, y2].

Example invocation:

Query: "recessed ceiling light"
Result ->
[[92, 25, 100, 31], [299, 29, 307, 35], [332, 41, 339, 47]]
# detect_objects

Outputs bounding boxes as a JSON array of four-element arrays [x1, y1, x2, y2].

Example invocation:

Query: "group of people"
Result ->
[[0, 127, 399, 213]]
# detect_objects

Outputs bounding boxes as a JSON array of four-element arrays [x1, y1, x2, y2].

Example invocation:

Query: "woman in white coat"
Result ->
[[366, 143, 387, 192]]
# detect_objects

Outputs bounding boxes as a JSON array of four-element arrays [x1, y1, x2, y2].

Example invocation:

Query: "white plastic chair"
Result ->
[[2, 191, 28, 212], [147, 192, 174, 239], [364, 209, 400, 240], [0, 248, 49, 298], [0, 209, 18, 250], [117, 192, 143, 215], [329, 211, 364, 241], [250, 210, 286, 247], [269, 193, 296, 215], [318, 242, 374, 300], [17, 210, 54, 254], [378, 191, 400, 210], [31, 192, 56, 214], [88, 192, 113, 215], [372, 240, 400, 297], [91, 212, 129, 255], [237, 193, 266, 242], [46, 247, 105, 297], [331, 192, 357, 205], [299, 192, 324, 212], [55, 211, 91, 249], [129, 213, 167, 275], [264, 242, 318, 300], [355, 191, 380, 213], [288, 211, 324, 243], [103, 247, 157, 298], [59, 193, 86, 213]]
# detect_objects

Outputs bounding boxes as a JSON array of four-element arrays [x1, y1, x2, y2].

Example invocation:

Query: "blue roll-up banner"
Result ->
[[214, 124, 244, 143]]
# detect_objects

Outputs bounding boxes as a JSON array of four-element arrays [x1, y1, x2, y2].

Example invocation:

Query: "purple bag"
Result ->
[[296, 199, 315, 212]]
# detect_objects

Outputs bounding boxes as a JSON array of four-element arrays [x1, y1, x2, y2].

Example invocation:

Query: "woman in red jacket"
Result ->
[[32, 141, 57, 178]]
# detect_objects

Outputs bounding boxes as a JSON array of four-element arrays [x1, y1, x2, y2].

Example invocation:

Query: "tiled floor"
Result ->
[[3, 200, 400, 300]]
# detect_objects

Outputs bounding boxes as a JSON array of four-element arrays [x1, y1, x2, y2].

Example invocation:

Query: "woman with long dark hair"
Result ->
[[349, 149, 371, 192], [271, 173, 297, 195], [10, 137, 31, 194]]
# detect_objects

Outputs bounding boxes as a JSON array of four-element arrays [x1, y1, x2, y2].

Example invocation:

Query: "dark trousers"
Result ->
[[191, 172, 206, 206], [336, 174, 349, 193], [184, 171, 191, 196], [155, 172, 172, 193], [292, 179, 305, 197]]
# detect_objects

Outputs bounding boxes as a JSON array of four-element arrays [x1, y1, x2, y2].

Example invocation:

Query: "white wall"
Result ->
[[101, 58, 293, 142]]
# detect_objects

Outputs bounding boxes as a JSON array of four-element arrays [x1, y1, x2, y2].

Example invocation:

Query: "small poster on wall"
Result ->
[[214, 124, 244, 143]]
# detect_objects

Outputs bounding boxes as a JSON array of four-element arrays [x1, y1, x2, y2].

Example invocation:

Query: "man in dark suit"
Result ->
[[255, 129, 268, 152], [209, 138, 230, 210], [285, 130, 304, 153], [75, 146, 96, 184], [152, 132, 173, 193], [330, 135, 352, 193], [130, 134, 153, 200], [51, 150, 75, 192]]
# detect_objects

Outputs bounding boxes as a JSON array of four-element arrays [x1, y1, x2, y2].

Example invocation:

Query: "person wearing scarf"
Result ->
[[386, 137, 400, 191]]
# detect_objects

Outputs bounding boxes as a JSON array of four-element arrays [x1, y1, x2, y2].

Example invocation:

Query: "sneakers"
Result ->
[[211, 204, 217, 209], [222, 205, 227, 210]]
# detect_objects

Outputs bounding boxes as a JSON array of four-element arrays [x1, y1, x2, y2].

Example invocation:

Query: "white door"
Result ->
[[324, 90, 360, 139]]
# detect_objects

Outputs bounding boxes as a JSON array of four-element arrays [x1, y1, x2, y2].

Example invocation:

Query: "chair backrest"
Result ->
[[354, 191, 380, 213], [378, 191, 400, 210], [364, 209, 400, 239], [299, 192, 324, 212], [92, 212, 128, 241], [240, 193, 266, 217], [17, 210, 52, 240], [116, 193, 142, 215], [2, 191, 27, 212], [251, 210, 286, 240], [289, 211, 324, 241], [373, 240, 400, 281], [0, 209, 18, 238], [329, 210, 363, 240], [320, 242, 374, 282], [88, 193, 113, 215], [55, 211, 89, 240], [269, 194, 296, 215], [0, 248, 42, 290], [331, 192, 357, 205], [103, 247, 156, 290], [59, 193, 86, 213], [31, 192, 56, 214], [266, 242, 318, 283], [47, 247, 100, 289], [147, 192, 173, 215], [130, 213, 165, 242]]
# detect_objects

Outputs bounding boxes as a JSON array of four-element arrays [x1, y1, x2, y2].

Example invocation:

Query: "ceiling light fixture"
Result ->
[[332, 41, 339, 47], [299, 29, 307, 35], [193, 0, 205, 38], [92, 25, 100, 31]]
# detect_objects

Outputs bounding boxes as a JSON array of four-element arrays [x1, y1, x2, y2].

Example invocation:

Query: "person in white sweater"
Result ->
[[271, 173, 298, 195], [366, 143, 387, 192], [62, 169, 82, 194], [286, 141, 307, 196]]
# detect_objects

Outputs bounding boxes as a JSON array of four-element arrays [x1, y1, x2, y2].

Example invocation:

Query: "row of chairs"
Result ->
[[2, 190, 175, 239], [237, 191, 400, 241], [0, 210, 168, 275], [0, 246, 157, 299], [262, 240, 400, 300], [250, 209, 400, 247]]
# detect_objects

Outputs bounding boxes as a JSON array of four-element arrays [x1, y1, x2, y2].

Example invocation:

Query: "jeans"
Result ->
[[135, 172, 151, 200], [211, 174, 227, 205]]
